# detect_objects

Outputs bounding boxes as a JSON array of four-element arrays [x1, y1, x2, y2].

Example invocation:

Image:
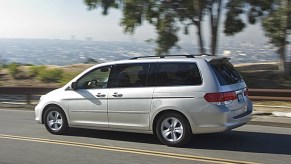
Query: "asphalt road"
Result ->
[[0, 109, 291, 164]]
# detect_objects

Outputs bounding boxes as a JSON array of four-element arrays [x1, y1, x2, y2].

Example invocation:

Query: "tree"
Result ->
[[223, 0, 290, 74], [84, 0, 291, 71], [84, 0, 119, 15], [261, 0, 290, 74], [223, 0, 245, 36], [84, 0, 226, 55], [154, 14, 180, 55], [249, 0, 291, 74], [209, 0, 223, 56], [119, 0, 180, 55]]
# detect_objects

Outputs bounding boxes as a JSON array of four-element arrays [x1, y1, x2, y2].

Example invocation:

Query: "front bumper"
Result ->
[[35, 103, 43, 124]]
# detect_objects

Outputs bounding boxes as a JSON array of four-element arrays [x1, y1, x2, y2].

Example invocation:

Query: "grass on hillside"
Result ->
[[235, 62, 291, 89], [0, 62, 290, 88], [0, 64, 93, 87]]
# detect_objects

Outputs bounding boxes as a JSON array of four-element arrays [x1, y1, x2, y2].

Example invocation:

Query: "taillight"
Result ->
[[204, 91, 237, 103]]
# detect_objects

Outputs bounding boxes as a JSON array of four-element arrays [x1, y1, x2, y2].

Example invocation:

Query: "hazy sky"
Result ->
[[0, 0, 268, 45]]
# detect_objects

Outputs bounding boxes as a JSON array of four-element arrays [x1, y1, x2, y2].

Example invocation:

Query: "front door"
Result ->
[[68, 66, 111, 127]]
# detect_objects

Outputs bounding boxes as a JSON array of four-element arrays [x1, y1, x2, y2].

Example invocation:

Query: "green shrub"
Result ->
[[8, 63, 20, 78], [38, 68, 64, 83], [29, 65, 47, 77]]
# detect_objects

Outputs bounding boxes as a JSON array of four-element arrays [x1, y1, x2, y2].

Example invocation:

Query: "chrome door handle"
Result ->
[[112, 92, 123, 97], [96, 93, 106, 98]]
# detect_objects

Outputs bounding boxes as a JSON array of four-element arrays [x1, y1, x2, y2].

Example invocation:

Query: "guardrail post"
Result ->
[[26, 94, 31, 105]]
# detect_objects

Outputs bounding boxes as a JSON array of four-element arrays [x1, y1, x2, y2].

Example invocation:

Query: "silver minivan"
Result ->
[[35, 55, 252, 146]]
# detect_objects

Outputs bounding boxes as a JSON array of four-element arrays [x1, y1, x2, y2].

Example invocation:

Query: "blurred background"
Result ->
[[0, 0, 290, 91]]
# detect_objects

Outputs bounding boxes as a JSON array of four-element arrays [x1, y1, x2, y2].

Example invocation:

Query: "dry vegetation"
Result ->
[[0, 62, 290, 89], [235, 62, 291, 89], [0, 64, 94, 87]]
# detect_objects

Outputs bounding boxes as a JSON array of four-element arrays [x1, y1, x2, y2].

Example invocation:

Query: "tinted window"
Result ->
[[76, 66, 111, 89], [146, 63, 158, 86], [156, 63, 202, 86], [109, 63, 150, 88], [210, 61, 242, 85]]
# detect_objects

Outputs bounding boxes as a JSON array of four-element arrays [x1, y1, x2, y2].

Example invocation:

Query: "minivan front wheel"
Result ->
[[156, 113, 192, 147], [44, 106, 68, 135]]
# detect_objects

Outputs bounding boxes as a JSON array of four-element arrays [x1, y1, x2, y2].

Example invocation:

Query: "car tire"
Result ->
[[155, 112, 192, 147], [44, 106, 68, 135]]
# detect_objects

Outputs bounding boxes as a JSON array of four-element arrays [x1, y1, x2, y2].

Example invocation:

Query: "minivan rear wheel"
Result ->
[[155, 113, 192, 147], [44, 106, 68, 135]]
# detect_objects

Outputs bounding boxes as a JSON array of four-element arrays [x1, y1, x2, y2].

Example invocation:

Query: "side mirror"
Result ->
[[71, 82, 77, 90]]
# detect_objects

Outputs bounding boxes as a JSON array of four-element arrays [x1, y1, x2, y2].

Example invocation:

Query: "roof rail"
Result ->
[[130, 55, 197, 60]]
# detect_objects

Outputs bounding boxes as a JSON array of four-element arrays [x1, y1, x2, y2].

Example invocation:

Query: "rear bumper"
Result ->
[[191, 100, 253, 134]]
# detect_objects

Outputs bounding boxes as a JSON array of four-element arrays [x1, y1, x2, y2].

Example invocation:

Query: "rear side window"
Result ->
[[210, 61, 242, 86], [109, 63, 150, 88], [156, 63, 202, 86]]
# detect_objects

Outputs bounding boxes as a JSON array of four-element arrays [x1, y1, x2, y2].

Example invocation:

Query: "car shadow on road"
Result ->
[[187, 131, 291, 155], [66, 128, 161, 144], [65, 128, 291, 155]]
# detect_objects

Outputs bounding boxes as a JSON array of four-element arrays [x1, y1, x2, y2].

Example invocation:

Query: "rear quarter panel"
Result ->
[[149, 60, 221, 133]]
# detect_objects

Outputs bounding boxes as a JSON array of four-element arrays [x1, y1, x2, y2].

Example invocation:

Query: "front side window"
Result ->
[[156, 63, 202, 86], [76, 66, 111, 89], [109, 63, 150, 88]]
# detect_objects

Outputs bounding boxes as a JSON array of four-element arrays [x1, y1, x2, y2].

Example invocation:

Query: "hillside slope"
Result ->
[[0, 62, 290, 89]]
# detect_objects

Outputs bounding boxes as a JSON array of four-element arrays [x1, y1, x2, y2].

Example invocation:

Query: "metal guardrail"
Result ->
[[0, 87, 291, 105], [0, 87, 56, 104], [248, 89, 291, 101]]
